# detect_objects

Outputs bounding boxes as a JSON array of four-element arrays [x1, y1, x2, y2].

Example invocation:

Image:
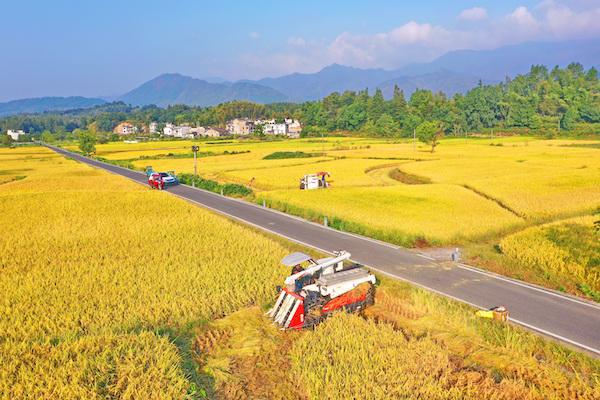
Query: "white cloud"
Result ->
[[288, 36, 307, 47], [249, 32, 261, 40], [506, 6, 540, 29], [233, 1, 600, 77], [459, 7, 488, 21]]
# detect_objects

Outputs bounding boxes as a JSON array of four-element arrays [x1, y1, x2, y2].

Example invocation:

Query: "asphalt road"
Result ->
[[49, 146, 600, 357]]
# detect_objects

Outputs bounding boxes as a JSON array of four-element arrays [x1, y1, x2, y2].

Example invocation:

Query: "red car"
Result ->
[[148, 172, 165, 190]]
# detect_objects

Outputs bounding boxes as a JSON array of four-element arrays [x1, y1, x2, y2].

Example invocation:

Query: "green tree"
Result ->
[[374, 114, 398, 137], [368, 88, 386, 121], [338, 103, 367, 131], [391, 85, 407, 122], [41, 130, 55, 143], [416, 120, 444, 153], [78, 131, 97, 155], [1, 134, 13, 146], [253, 123, 265, 137], [560, 107, 578, 131]]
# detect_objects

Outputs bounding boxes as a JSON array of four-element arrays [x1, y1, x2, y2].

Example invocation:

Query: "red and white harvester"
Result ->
[[267, 250, 376, 329]]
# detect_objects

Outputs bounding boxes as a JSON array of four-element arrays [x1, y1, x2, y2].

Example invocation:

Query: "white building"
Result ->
[[273, 123, 288, 135], [163, 123, 192, 138], [7, 129, 25, 141], [149, 122, 159, 133], [113, 122, 138, 135]]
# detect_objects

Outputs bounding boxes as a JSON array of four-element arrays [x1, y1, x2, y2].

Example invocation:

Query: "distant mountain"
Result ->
[[396, 39, 600, 81], [2, 39, 597, 112], [247, 39, 599, 101], [118, 73, 287, 107], [252, 64, 398, 101], [0, 96, 106, 117], [378, 70, 481, 98]]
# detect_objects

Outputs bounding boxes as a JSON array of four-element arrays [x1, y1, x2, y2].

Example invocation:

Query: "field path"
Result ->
[[49, 145, 600, 357]]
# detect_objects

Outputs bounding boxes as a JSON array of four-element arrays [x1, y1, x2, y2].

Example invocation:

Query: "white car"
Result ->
[[158, 172, 179, 186]]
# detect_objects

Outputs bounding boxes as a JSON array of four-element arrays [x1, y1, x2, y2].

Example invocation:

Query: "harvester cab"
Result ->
[[267, 250, 376, 329], [299, 171, 330, 190]]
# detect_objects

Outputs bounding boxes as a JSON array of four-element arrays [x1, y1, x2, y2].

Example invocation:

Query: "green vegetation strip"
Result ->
[[263, 151, 323, 160], [178, 173, 252, 197]]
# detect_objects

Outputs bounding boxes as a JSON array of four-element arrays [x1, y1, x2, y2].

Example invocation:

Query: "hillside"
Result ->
[[0, 96, 106, 117], [396, 38, 600, 81], [118, 73, 288, 107]]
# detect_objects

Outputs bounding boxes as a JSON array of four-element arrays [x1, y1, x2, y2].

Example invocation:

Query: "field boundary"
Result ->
[[462, 184, 526, 218]]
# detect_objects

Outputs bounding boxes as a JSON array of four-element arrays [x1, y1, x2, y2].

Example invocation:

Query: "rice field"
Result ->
[[59, 136, 600, 295], [90, 137, 599, 229], [195, 278, 600, 400], [2, 146, 599, 398], [0, 147, 292, 398], [498, 215, 600, 299], [260, 184, 522, 245]]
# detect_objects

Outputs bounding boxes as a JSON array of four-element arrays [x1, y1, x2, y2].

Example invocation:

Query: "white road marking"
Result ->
[[455, 263, 600, 310]]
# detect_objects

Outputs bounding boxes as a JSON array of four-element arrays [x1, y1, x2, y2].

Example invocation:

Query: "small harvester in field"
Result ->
[[299, 171, 330, 190], [267, 250, 376, 329]]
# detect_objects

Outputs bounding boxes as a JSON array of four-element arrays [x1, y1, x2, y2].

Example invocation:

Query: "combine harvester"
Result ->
[[299, 171, 330, 190], [267, 251, 376, 329]]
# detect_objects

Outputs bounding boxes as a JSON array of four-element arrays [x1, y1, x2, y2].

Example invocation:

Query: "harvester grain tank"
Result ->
[[299, 171, 330, 190], [267, 251, 376, 329]]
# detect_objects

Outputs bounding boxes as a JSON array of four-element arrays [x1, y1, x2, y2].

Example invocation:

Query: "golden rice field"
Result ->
[[260, 184, 522, 244], [0, 146, 292, 398], [1, 146, 599, 399], [90, 137, 599, 233], [62, 137, 600, 297], [195, 278, 600, 400], [498, 215, 599, 298]]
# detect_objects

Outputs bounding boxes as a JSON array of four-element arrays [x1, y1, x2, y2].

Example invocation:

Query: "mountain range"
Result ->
[[0, 96, 106, 117], [2, 39, 598, 116]]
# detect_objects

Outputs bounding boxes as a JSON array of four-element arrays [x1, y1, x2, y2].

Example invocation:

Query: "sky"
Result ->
[[1, 0, 599, 101]]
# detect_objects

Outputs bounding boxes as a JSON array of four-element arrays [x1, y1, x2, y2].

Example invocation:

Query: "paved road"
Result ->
[[50, 146, 600, 356]]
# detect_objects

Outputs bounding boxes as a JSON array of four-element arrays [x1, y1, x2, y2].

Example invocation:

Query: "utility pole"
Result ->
[[192, 145, 199, 177], [413, 128, 416, 152]]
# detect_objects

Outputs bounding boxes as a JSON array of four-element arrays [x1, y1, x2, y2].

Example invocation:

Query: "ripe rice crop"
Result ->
[[260, 184, 523, 245], [222, 158, 402, 190], [289, 278, 600, 400], [0, 147, 295, 398], [499, 215, 600, 299], [400, 139, 600, 219]]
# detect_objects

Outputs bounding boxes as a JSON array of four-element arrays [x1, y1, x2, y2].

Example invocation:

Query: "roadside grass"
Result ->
[[259, 184, 524, 246]]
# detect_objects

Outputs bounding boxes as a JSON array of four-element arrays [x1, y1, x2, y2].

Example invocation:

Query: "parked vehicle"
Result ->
[[159, 171, 179, 186], [148, 172, 164, 190]]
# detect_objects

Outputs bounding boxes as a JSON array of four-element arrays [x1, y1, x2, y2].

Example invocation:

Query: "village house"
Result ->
[[226, 118, 254, 135], [6, 129, 25, 141], [202, 127, 229, 137], [113, 122, 138, 135], [149, 122, 159, 133], [163, 123, 192, 138]]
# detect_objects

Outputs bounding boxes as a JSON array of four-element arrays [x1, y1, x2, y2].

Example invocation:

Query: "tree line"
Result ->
[[1, 63, 598, 142]]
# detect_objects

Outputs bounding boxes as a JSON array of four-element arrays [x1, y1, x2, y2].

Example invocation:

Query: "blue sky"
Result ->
[[1, 0, 599, 101]]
